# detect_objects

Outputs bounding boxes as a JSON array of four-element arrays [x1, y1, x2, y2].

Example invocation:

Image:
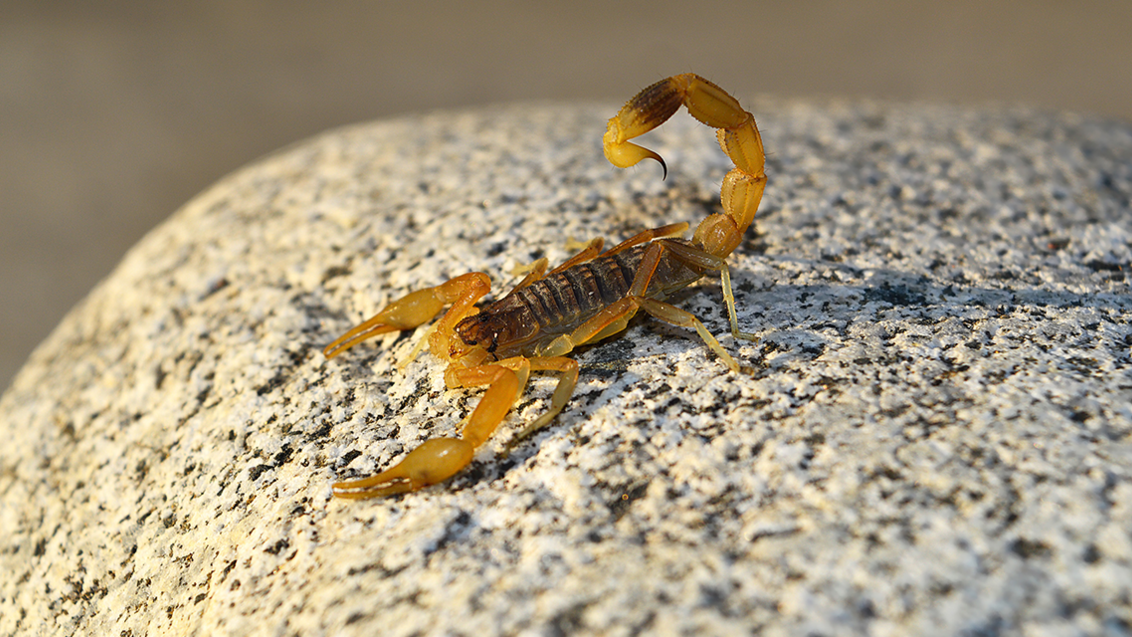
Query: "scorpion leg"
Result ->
[[448, 354, 580, 456], [505, 356, 580, 450], [548, 237, 605, 274], [655, 239, 758, 342], [509, 236, 604, 291], [525, 225, 678, 290], [528, 290, 744, 377], [627, 241, 744, 370], [509, 258, 550, 291], [323, 272, 490, 359], [634, 297, 740, 373], [537, 241, 742, 371], [719, 263, 758, 343], [600, 222, 689, 257]]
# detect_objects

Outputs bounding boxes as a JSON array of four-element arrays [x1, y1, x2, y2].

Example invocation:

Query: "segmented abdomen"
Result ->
[[459, 240, 704, 358], [519, 247, 643, 326]]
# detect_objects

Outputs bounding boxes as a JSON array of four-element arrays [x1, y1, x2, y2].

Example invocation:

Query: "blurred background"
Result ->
[[2, 1, 1130, 392]]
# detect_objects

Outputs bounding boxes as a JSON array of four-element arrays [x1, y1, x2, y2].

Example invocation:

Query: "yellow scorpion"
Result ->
[[324, 74, 766, 498]]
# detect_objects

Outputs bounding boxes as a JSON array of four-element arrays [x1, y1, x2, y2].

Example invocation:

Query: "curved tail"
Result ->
[[603, 73, 766, 259]]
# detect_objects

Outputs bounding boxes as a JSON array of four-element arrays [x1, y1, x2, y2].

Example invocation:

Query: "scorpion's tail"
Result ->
[[602, 73, 766, 260]]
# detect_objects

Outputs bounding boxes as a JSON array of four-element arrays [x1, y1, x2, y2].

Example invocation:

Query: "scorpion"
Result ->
[[324, 73, 766, 499]]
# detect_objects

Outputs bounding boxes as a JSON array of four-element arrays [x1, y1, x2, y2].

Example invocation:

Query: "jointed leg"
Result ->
[[508, 258, 549, 290], [548, 237, 606, 274], [719, 262, 758, 342], [506, 356, 579, 449], [513, 237, 606, 280], [654, 239, 758, 342], [534, 241, 747, 371], [529, 242, 665, 358], [454, 360, 528, 448], [636, 298, 740, 373], [601, 222, 689, 257], [507, 237, 604, 300]]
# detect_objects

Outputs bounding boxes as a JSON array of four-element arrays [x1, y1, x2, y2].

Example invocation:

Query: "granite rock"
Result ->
[[2, 98, 1131, 636]]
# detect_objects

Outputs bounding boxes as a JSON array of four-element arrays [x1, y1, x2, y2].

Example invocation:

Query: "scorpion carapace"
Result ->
[[324, 73, 766, 499]]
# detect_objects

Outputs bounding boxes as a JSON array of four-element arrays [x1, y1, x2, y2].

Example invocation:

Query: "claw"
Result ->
[[331, 438, 474, 499], [323, 272, 491, 359], [323, 287, 449, 358]]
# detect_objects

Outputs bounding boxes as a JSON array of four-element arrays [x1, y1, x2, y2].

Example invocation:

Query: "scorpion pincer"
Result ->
[[323, 73, 767, 498]]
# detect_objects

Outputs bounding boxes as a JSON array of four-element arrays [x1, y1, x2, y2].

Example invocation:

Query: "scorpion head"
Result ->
[[452, 313, 508, 357]]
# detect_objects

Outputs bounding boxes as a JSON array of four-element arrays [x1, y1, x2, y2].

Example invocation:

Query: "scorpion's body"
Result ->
[[456, 239, 705, 360], [323, 73, 767, 498]]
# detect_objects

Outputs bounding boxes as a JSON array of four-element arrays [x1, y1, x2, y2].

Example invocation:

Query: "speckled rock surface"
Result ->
[[2, 97, 1131, 636]]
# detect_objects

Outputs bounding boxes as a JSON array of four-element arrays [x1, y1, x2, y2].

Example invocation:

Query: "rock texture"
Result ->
[[1, 98, 1130, 636]]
